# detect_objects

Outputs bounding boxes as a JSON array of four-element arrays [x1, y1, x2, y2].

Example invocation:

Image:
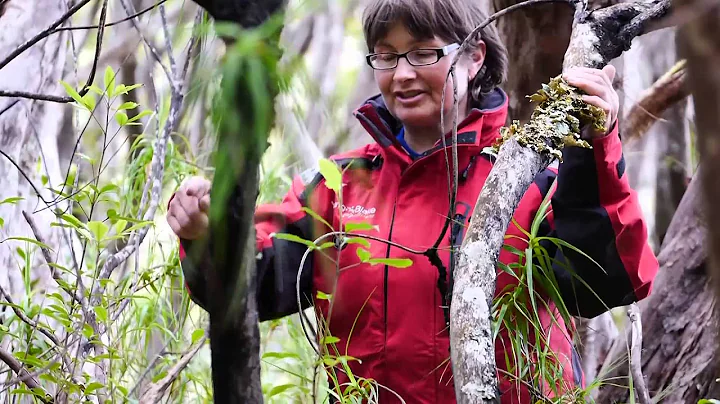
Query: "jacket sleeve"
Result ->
[[542, 123, 659, 318], [176, 173, 330, 322]]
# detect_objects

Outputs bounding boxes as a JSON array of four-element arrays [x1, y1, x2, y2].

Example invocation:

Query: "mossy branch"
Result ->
[[490, 76, 605, 161]]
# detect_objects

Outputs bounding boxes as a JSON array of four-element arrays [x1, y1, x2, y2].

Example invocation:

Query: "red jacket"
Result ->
[[177, 89, 658, 403]]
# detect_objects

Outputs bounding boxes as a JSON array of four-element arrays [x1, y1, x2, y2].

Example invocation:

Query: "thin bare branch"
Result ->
[[627, 304, 651, 404], [0, 0, 91, 71], [52, 0, 169, 33], [118, 0, 173, 84], [159, 4, 178, 82], [138, 337, 207, 403], [623, 59, 689, 145], [0, 0, 109, 103]]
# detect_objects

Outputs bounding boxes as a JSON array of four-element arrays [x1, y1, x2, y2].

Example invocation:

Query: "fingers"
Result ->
[[183, 176, 212, 198], [167, 214, 182, 237], [199, 194, 210, 212], [602, 64, 616, 83], [563, 65, 620, 134], [168, 190, 209, 240]]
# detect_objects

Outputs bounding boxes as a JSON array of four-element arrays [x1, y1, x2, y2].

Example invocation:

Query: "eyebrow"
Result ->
[[374, 39, 439, 52]]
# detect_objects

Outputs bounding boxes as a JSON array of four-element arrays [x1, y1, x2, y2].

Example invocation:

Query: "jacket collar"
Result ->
[[352, 88, 509, 157]]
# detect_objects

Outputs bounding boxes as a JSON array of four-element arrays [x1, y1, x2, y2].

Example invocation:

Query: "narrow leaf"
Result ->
[[368, 257, 413, 268], [0, 237, 53, 251], [60, 81, 83, 104], [345, 221, 378, 232], [104, 66, 115, 97], [356, 247, 371, 262], [273, 232, 316, 249]]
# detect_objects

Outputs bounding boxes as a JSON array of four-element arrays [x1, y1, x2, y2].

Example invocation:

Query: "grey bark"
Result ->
[[678, 0, 720, 324], [596, 171, 720, 403], [449, 2, 672, 402], [621, 29, 689, 249], [490, 1, 573, 122], [0, 1, 69, 299], [452, 140, 550, 402]]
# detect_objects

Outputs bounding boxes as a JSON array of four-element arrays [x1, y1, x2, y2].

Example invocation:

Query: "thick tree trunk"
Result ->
[[621, 29, 689, 248], [678, 0, 720, 325], [489, 1, 573, 122], [450, 2, 672, 402], [0, 1, 68, 299], [596, 172, 720, 403]]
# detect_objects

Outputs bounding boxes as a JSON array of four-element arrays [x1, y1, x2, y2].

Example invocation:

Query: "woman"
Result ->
[[167, 0, 659, 402]]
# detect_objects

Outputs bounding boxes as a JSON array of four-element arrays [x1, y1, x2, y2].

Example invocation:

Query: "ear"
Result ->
[[467, 41, 487, 81]]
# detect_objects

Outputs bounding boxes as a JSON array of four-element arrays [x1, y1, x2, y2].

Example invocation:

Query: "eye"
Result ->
[[409, 49, 438, 64], [374, 53, 396, 62]]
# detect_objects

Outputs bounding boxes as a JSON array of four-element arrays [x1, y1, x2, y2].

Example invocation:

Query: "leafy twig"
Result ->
[[22, 211, 85, 308], [0, 347, 51, 403], [0, 283, 60, 347]]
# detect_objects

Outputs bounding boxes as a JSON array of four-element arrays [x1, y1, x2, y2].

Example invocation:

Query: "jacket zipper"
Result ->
[[383, 199, 398, 369]]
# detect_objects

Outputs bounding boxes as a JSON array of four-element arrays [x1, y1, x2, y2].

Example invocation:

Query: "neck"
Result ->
[[404, 104, 469, 154]]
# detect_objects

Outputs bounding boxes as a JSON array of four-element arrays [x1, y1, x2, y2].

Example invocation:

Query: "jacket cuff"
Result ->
[[589, 121, 630, 204]]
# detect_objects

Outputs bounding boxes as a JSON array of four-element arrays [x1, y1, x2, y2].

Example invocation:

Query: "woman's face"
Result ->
[[372, 23, 485, 131]]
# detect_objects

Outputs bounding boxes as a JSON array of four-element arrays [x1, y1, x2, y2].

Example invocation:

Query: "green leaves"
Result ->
[[191, 329, 205, 344], [87, 221, 109, 242], [104, 66, 116, 98], [93, 306, 108, 323], [0, 237, 53, 252], [318, 158, 342, 192], [355, 247, 412, 268]]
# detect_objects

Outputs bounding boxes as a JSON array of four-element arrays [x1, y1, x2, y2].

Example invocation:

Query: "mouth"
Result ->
[[394, 90, 425, 104]]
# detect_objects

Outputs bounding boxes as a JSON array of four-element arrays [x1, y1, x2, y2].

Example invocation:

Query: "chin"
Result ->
[[392, 105, 440, 128]]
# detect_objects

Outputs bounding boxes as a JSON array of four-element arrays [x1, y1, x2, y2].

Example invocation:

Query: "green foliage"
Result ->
[[492, 76, 605, 161]]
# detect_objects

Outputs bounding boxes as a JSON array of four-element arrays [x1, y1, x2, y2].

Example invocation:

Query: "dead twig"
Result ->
[[138, 337, 207, 403], [623, 59, 689, 146], [627, 304, 651, 404]]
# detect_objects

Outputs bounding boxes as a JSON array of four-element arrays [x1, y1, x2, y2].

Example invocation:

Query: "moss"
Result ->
[[490, 75, 606, 161]]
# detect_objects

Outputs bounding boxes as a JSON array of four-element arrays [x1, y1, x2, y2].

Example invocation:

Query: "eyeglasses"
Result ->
[[366, 43, 460, 70]]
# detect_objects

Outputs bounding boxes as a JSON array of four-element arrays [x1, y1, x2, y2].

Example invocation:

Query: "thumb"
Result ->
[[603, 64, 616, 83], [199, 194, 210, 213]]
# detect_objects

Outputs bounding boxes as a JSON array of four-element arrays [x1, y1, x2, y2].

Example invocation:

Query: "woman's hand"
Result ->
[[167, 176, 212, 240], [563, 64, 619, 138]]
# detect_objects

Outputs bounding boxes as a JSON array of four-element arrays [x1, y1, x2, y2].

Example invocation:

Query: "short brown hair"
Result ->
[[362, 0, 508, 101]]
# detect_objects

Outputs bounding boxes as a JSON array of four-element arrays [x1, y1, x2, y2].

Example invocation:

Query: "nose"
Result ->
[[393, 57, 416, 82]]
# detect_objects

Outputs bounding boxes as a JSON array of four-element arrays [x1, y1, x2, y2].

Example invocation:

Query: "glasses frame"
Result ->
[[365, 43, 460, 70]]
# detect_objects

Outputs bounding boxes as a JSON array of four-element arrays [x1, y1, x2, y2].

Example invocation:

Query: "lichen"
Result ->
[[488, 75, 606, 161]]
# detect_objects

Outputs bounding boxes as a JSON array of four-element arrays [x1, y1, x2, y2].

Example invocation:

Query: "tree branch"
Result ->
[[22, 211, 85, 308], [0, 283, 60, 347], [627, 304, 651, 404], [0, 0, 108, 103], [0, 347, 51, 403], [52, 0, 169, 33], [449, 0, 672, 402], [137, 337, 207, 403], [0, 0, 91, 71], [623, 59, 689, 145]]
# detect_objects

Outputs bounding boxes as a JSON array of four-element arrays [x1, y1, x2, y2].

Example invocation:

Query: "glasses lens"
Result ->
[[370, 54, 397, 69], [408, 49, 439, 66]]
